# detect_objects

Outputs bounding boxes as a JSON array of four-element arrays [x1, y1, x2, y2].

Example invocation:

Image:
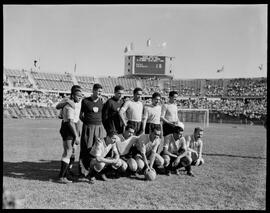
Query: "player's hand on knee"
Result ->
[[172, 157, 180, 167]]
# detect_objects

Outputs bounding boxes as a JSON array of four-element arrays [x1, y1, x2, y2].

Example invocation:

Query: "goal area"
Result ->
[[178, 109, 209, 127]]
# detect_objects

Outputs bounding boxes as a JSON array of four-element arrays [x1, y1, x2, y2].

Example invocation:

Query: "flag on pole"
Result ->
[[130, 42, 134, 51], [74, 64, 77, 73], [147, 38, 151, 47], [124, 46, 128, 53], [217, 65, 224, 73]]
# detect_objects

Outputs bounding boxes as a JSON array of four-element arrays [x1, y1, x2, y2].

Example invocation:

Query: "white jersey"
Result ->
[[119, 100, 143, 122], [161, 103, 179, 123], [142, 104, 161, 124]]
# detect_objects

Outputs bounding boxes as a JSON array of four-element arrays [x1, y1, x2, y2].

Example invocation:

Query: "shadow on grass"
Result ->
[[203, 153, 266, 159], [3, 160, 64, 182]]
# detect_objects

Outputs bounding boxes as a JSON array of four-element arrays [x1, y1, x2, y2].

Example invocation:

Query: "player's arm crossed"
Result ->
[[95, 139, 119, 164], [56, 97, 75, 110]]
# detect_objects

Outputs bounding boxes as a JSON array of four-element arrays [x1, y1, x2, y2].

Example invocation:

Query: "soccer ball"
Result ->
[[144, 168, 156, 181]]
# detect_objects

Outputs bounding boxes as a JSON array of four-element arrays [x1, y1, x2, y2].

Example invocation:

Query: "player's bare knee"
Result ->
[[163, 155, 171, 167], [136, 158, 145, 171], [94, 161, 106, 172], [120, 160, 128, 172], [199, 158, 204, 166], [127, 158, 138, 172]]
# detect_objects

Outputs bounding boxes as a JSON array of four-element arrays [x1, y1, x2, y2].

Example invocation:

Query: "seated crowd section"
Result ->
[[3, 68, 267, 123]]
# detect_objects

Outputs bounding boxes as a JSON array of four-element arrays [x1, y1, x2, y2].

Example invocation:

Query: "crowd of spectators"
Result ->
[[226, 78, 267, 97], [204, 84, 224, 97], [3, 89, 63, 109], [3, 87, 266, 121], [176, 97, 267, 120]]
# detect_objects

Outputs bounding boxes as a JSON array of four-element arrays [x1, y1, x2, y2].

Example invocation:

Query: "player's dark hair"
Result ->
[[152, 92, 161, 99], [133, 87, 142, 95], [194, 126, 204, 133], [169, 91, 178, 97], [125, 123, 135, 131], [93, 83, 103, 91], [114, 85, 124, 93], [108, 130, 117, 138], [71, 85, 82, 94], [150, 124, 161, 132]]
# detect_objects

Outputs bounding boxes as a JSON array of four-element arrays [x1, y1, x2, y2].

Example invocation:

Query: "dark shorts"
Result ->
[[162, 122, 175, 137], [60, 121, 75, 141], [127, 120, 143, 136], [145, 123, 161, 134]]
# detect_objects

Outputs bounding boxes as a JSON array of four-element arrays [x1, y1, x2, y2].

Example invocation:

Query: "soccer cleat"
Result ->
[[175, 169, 181, 176], [77, 174, 89, 182], [100, 173, 108, 181], [59, 177, 72, 184], [88, 176, 96, 184], [165, 168, 172, 176], [187, 171, 195, 177]]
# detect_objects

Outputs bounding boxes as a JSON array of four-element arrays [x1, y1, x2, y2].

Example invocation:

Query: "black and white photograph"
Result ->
[[3, 4, 267, 209]]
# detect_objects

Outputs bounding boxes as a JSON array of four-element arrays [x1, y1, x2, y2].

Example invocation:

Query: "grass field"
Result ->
[[3, 119, 266, 209]]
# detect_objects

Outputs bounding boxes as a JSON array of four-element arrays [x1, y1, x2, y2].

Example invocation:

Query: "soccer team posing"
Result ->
[[57, 84, 204, 184]]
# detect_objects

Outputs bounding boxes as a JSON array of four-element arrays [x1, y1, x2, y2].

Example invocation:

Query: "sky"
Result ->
[[3, 4, 267, 79]]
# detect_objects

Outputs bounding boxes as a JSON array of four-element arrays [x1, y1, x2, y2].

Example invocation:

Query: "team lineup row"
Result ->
[[57, 83, 204, 183]]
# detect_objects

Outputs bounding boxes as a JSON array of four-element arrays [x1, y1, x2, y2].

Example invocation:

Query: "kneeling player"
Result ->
[[161, 122, 192, 176], [87, 132, 128, 183], [185, 127, 205, 177], [131, 125, 164, 175], [115, 124, 140, 176]]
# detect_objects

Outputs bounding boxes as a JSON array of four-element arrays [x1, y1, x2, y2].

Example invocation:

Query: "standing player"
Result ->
[[132, 125, 164, 174], [56, 85, 82, 178], [142, 92, 162, 134], [161, 122, 192, 176], [102, 85, 125, 134], [87, 131, 128, 183], [58, 86, 83, 183], [185, 127, 205, 177], [119, 87, 144, 136], [78, 83, 107, 178], [161, 91, 181, 137]]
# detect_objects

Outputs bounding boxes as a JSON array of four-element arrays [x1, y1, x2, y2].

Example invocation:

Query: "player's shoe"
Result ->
[[100, 173, 108, 181], [88, 176, 96, 184], [187, 171, 195, 177], [175, 169, 181, 175], [77, 174, 89, 182], [59, 177, 72, 184], [165, 168, 172, 176]]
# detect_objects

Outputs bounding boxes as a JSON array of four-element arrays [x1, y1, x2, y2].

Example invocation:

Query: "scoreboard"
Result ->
[[134, 55, 165, 75], [124, 55, 174, 77]]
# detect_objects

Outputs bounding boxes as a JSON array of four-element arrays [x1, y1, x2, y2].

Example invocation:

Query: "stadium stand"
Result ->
[[31, 71, 74, 91], [3, 67, 267, 125], [4, 68, 33, 88]]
